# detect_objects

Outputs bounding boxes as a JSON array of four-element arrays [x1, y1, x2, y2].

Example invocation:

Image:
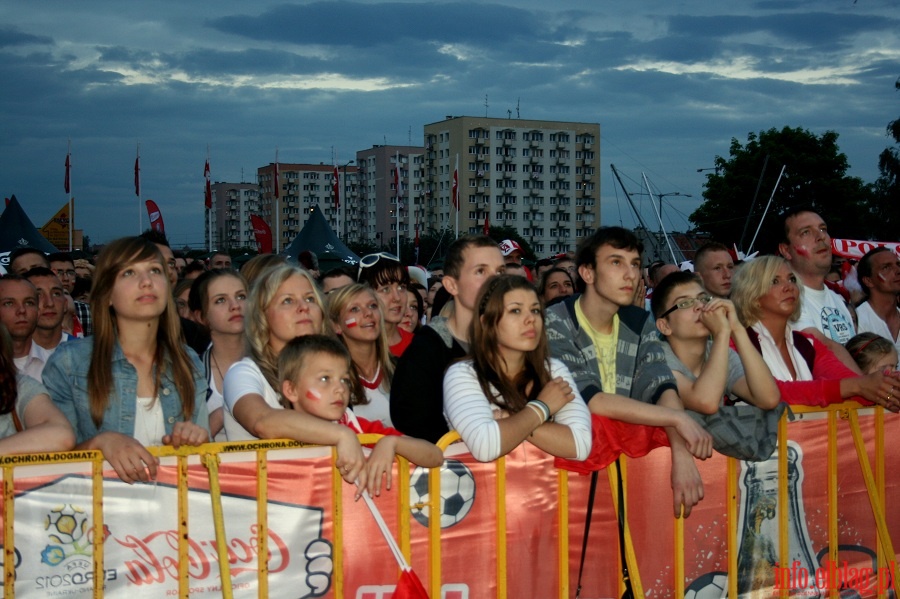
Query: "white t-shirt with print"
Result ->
[[793, 284, 855, 344]]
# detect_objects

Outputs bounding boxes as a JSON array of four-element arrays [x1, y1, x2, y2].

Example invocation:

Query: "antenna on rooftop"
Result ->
[[516, 98, 520, 119], [484, 94, 489, 117]]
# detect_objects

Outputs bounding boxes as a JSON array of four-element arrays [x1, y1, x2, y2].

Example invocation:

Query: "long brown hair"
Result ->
[[326, 283, 395, 405], [470, 274, 551, 413], [88, 237, 196, 427]]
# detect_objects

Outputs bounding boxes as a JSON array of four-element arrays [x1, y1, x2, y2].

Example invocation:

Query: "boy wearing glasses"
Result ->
[[545, 227, 712, 518], [652, 271, 780, 415]]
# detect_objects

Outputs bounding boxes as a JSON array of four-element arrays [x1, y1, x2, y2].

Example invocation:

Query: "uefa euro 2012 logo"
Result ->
[[41, 504, 109, 566]]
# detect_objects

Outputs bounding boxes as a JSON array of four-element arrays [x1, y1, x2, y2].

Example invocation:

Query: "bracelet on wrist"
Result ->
[[526, 399, 550, 423]]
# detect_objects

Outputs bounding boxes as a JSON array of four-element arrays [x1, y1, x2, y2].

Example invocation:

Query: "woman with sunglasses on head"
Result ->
[[730, 255, 900, 410], [221, 263, 369, 482], [43, 237, 209, 484], [188, 269, 248, 441], [327, 283, 396, 426], [442, 275, 591, 462], [357, 252, 413, 357]]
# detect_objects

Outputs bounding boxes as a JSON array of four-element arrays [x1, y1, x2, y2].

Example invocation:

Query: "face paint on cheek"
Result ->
[[344, 317, 358, 328], [795, 246, 810, 258], [306, 389, 323, 402], [878, 273, 888, 282]]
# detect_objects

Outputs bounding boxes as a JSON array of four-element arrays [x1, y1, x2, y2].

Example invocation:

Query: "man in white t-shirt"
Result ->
[[777, 208, 859, 372], [0, 276, 48, 381], [855, 247, 900, 354]]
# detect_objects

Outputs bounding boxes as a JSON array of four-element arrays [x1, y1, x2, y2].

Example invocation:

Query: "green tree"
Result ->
[[869, 76, 900, 239], [690, 126, 872, 254]]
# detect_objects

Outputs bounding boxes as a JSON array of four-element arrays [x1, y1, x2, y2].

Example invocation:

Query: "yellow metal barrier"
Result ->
[[0, 402, 894, 598]]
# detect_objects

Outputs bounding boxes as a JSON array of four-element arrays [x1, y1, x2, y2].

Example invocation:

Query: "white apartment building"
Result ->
[[257, 162, 359, 252], [423, 116, 600, 255], [207, 182, 260, 250], [355, 145, 425, 252]]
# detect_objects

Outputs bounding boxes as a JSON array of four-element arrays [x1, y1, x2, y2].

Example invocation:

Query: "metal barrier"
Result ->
[[1, 402, 894, 598]]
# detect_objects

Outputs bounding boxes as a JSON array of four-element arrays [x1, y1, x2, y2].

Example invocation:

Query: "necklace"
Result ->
[[358, 364, 383, 390], [211, 351, 225, 386]]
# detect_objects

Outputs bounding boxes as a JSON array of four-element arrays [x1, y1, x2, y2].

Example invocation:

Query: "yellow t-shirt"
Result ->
[[574, 298, 618, 394]]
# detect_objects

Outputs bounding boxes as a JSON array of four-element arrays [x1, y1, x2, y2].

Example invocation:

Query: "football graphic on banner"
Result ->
[[409, 459, 476, 528]]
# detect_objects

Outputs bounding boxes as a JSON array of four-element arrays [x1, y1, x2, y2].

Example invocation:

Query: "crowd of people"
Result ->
[[1, 205, 898, 516]]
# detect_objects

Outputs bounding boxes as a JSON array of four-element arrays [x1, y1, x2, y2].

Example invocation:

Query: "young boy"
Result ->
[[390, 235, 506, 442], [652, 271, 780, 415], [278, 335, 443, 497], [545, 227, 713, 518]]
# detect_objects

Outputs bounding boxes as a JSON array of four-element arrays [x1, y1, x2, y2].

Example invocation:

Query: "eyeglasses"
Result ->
[[53, 269, 77, 280], [357, 252, 400, 281], [660, 294, 713, 318]]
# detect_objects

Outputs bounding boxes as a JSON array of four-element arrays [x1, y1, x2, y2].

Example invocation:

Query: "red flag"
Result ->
[[144, 199, 165, 234], [392, 568, 430, 599], [451, 160, 459, 211], [483, 210, 490, 235], [273, 160, 280, 199], [332, 163, 340, 210], [134, 155, 141, 196], [250, 214, 273, 254], [394, 158, 401, 201], [64, 153, 71, 194], [204, 159, 212, 209]]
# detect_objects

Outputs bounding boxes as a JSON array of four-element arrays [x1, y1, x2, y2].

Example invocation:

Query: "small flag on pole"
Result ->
[[64, 153, 71, 194], [134, 154, 141, 197], [273, 158, 280, 199], [332, 162, 340, 210], [204, 159, 212, 209], [452, 157, 459, 211]]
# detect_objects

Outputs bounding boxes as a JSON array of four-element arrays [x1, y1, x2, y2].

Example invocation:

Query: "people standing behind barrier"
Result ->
[[356, 253, 413, 357], [277, 335, 442, 497], [846, 333, 898, 375], [653, 271, 780, 414], [23, 267, 74, 354], [222, 263, 333, 441], [652, 272, 784, 460], [730, 255, 900, 411], [777, 208, 859, 370], [443, 275, 591, 462], [188, 269, 248, 441], [0, 323, 75, 454], [391, 235, 506, 443], [400, 287, 423, 334], [545, 227, 713, 518], [240, 254, 288, 289], [327, 283, 396, 427], [693, 242, 735, 299], [0, 275, 43, 381], [538, 267, 574, 305], [43, 237, 209, 484], [854, 247, 900, 355]]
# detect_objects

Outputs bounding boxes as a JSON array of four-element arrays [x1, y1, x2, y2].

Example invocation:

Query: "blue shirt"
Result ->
[[43, 337, 209, 444]]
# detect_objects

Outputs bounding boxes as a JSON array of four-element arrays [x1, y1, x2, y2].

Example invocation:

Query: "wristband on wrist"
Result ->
[[527, 399, 551, 422], [525, 402, 547, 426]]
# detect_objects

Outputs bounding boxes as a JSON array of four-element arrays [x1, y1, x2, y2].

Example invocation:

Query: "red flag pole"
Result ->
[[65, 139, 73, 251], [205, 146, 212, 252], [274, 148, 280, 254], [135, 143, 142, 233]]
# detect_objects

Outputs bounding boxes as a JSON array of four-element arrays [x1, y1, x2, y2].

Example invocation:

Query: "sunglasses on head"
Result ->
[[357, 252, 400, 281], [660, 293, 713, 318]]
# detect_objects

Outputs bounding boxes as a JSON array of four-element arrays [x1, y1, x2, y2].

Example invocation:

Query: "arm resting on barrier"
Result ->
[[0, 394, 75, 454]]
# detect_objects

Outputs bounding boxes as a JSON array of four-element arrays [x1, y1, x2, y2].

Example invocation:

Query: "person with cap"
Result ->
[[499, 239, 533, 281]]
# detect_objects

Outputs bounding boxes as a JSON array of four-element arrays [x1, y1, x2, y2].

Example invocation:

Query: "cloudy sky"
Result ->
[[2, 0, 898, 248]]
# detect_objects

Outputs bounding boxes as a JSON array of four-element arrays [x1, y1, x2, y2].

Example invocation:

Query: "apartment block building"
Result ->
[[257, 162, 359, 253], [207, 182, 260, 250], [423, 116, 600, 255], [355, 145, 425, 252]]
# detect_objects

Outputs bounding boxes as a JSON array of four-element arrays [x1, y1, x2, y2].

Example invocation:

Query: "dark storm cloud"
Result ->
[[0, 25, 53, 48], [209, 1, 554, 48]]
